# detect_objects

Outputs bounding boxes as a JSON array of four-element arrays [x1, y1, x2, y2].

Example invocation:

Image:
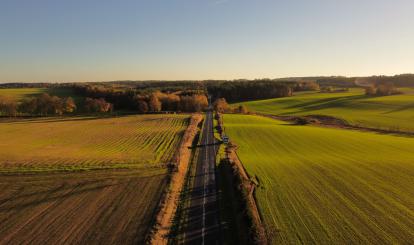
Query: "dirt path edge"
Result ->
[[149, 114, 203, 245]]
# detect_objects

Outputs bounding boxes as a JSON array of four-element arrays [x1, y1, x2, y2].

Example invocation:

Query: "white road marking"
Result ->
[[201, 112, 209, 245]]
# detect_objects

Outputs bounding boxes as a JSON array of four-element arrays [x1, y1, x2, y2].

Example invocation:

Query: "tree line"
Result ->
[[0, 93, 75, 117], [358, 74, 414, 87], [213, 98, 248, 114], [72, 84, 208, 113], [206, 80, 320, 103], [207, 81, 292, 103], [365, 83, 401, 96], [0, 93, 113, 117], [1, 80, 321, 117]]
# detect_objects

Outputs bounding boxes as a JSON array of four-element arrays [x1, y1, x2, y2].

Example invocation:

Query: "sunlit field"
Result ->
[[0, 114, 190, 244], [224, 114, 414, 244], [0, 170, 166, 244], [0, 87, 79, 100], [236, 88, 414, 132], [0, 114, 189, 172]]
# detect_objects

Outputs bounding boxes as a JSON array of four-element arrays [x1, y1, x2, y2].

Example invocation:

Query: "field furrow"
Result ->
[[224, 114, 414, 244], [0, 171, 167, 244], [0, 115, 189, 171]]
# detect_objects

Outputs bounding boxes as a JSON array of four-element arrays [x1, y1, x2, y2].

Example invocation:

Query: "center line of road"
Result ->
[[201, 112, 209, 245]]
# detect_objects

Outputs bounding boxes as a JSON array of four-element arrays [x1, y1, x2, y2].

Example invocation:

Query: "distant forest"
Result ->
[[1, 74, 414, 116], [2, 74, 414, 89]]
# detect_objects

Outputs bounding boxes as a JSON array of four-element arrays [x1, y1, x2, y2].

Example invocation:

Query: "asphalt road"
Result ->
[[182, 111, 221, 244]]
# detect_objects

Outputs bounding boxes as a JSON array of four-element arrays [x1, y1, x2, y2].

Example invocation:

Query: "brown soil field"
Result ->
[[0, 169, 167, 245]]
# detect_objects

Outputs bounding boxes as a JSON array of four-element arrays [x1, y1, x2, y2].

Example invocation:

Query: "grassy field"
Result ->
[[0, 115, 188, 172], [236, 88, 414, 132], [0, 87, 80, 100], [224, 114, 414, 244], [0, 170, 166, 244]]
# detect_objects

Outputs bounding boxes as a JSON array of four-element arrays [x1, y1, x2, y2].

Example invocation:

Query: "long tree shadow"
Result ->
[[1, 113, 149, 124], [284, 95, 367, 114], [0, 179, 109, 206], [0, 182, 118, 212], [382, 102, 414, 114]]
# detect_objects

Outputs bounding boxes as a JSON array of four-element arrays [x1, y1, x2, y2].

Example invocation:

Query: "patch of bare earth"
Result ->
[[0, 169, 167, 245]]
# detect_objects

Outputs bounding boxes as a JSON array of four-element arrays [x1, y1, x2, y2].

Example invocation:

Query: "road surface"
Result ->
[[182, 111, 221, 244]]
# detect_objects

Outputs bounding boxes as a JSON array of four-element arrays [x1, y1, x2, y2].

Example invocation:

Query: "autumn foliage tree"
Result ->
[[63, 97, 77, 113], [73, 84, 210, 113], [84, 98, 113, 113], [148, 94, 162, 112], [365, 86, 376, 96], [0, 97, 18, 117], [180, 94, 208, 112], [376, 83, 399, 96], [19, 97, 38, 114], [192, 94, 208, 112], [137, 100, 149, 113], [18, 93, 77, 116], [213, 98, 230, 113], [365, 83, 400, 96], [159, 93, 181, 111]]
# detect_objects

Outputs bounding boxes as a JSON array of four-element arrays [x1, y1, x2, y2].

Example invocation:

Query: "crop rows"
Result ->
[[224, 114, 414, 244], [0, 115, 189, 171], [236, 88, 414, 132], [0, 170, 166, 244]]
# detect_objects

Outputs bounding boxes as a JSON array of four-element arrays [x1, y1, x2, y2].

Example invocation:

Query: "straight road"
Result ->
[[182, 110, 221, 244]]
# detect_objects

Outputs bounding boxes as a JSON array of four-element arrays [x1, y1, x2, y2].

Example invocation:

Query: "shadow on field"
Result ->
[[382, 102, 414, 114], [0, 181, 117, 212], [285, 95, 366, 114], [1, 113, 184, 124]]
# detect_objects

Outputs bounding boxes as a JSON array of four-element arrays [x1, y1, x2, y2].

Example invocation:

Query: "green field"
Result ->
[[223, 114, 414, 244], [0, 88, 50, 100], [0, 114, 189, 172], [0, 87, 83, 105], [0, 87, 77, 99], [236, 88, 414, 132]]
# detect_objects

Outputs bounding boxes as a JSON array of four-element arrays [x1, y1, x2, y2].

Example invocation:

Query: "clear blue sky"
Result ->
[[1, 0, 413, 82]]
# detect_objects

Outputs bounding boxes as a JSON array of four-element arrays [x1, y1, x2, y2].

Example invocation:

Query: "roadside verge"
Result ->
[[149, 114, 203, 244], [215, 113, 268, 245]]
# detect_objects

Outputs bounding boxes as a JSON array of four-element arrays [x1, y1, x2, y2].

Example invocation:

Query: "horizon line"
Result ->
[[1, 73, 414, 84]]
